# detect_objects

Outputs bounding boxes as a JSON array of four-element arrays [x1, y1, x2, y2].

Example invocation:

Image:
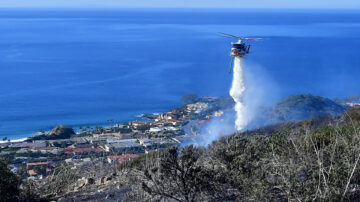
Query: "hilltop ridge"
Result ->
[[256, 94, 347, 126]]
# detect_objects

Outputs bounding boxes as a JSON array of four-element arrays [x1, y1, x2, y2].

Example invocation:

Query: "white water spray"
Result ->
[[230, 57, 247, 130]]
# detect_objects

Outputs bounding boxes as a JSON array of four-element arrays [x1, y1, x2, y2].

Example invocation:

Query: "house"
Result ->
[[186, 102, 208, 114], [108, 139, 143, 153], [151, 121, 166, 127], [27, 162, 48, 170], [28, 169, 37, 176], [93, 132, 121, 138], [74, 143, 93, 148], [346, 102, 360, 107], [149, 126, 180, 133], [168, 120, 182, 126], [157, 112, 178, 121], [114, 124, 127, 129], [164, 126, 180, 131], [63, 146, 104, 154], [107, 138, 138, 144], [31, 147, 61, 154], [149, 127, 162, 132], [65, 157, 91, 166], [130, 121, 150, 127], [16, 148, 30, 154], [214, 110, 224, 117], [71, 137, 91, 144], [9, 141, 46, 149], [0, 142, 10, 148], [199, 96, 217, 103], [139, 138, 177, 149], [27, 175, 43, 182], [107, 154, 140, 163], [145, 149, 157, 154], [12, 156, 30, 164], [9, 164, 19, 173]]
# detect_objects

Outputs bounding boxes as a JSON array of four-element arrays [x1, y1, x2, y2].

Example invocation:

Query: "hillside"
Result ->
[[255, 94, 347, 126], [12, 106, 358, 201]]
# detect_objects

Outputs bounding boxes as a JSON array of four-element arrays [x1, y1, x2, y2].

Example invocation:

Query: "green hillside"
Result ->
[[258, 94, 347, 125]]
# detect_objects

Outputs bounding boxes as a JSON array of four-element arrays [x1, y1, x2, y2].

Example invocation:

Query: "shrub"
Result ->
[[0, 159, 20, 202]]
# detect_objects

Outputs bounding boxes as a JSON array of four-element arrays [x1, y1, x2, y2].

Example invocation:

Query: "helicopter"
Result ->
[[218, 32, 262, 73]]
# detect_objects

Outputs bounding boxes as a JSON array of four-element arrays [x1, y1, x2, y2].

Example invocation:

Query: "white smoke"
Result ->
[[230, 57, 248, 131], [184, 58, 280, 147]]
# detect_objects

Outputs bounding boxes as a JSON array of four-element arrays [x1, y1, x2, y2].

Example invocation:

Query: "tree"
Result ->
[[107, 119, 114, 125], [142, 145, 229, 201], [34, 165, 47, 176], [181, 94, 198, 104], [344, 94, 360, 102], [2, 137, 7, 141], [60, 141, 67, 148], [0, 159, 20, 202], [48, 125, 76, 139], [45, 140, 50, 147]]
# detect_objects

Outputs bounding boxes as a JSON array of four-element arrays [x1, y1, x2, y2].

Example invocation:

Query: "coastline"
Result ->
[[0, 111, 163, 142], [0, 137, 28, 144]]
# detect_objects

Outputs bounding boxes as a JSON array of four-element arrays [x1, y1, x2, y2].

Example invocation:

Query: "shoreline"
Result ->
[[0, 112, 162, 142], [0, 137, 28, 144]]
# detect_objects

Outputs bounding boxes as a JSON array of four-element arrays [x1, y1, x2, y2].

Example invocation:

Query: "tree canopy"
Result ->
[[181, 94, 198, 104], [0, 160, 20, 202]]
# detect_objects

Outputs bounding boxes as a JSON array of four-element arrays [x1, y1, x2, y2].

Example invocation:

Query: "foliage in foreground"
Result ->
[[0, 159, 21, 202], [137, 108, 360, 201]]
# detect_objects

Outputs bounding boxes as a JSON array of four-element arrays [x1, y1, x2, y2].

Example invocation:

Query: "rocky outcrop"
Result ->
[[48, 125, 76, 139], [28, 125, 76, 141]]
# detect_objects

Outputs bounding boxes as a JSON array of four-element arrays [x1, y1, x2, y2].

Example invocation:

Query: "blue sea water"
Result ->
[[1, 9, 360, 139]]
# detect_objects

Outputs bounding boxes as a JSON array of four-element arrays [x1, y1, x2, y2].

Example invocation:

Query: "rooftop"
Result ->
[[107, 154, 140, 163], [28, 170, 37, 176], [63, 147, 103, 153], [27, 162, 48, 167]]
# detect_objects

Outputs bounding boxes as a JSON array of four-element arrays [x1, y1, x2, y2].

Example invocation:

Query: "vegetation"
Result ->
[[0, 159, 20, 202], [142, 146, 230, 201], [345, 106, 360, 122], [1, 96, 359, 201], [28, 125, 75, 141], [125, 107, 360, 201], [181, 94, 198, 104], [257, 94, 347, 126]]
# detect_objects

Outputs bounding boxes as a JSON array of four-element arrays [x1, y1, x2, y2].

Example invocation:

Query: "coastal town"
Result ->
[[0, 96, 234, 183]]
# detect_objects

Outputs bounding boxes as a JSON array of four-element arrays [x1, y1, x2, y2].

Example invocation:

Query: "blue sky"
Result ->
[[0, 0, 359, 9]]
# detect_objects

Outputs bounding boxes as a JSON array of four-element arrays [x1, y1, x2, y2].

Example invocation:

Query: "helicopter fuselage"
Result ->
[[231, 40, 250, 57]]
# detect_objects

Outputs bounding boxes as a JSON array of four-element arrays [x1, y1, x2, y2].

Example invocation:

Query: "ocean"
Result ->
[[1, 8, 360, 139]]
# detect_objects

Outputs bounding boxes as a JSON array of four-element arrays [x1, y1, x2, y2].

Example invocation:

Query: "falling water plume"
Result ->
[[230, 57, 247, 130]]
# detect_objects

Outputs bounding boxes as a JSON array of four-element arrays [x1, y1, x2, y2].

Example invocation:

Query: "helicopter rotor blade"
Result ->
[[218, 32, 264, 40], [217, 34, 237, 39], [243, 37, 263, 40], [218, 32, 243, 39]]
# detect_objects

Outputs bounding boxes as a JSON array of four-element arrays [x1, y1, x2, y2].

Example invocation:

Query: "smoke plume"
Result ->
[[230, 57, 248, 130]]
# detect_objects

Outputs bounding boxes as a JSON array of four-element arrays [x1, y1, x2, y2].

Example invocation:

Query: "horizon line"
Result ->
[[0, 7, 360, 10]]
